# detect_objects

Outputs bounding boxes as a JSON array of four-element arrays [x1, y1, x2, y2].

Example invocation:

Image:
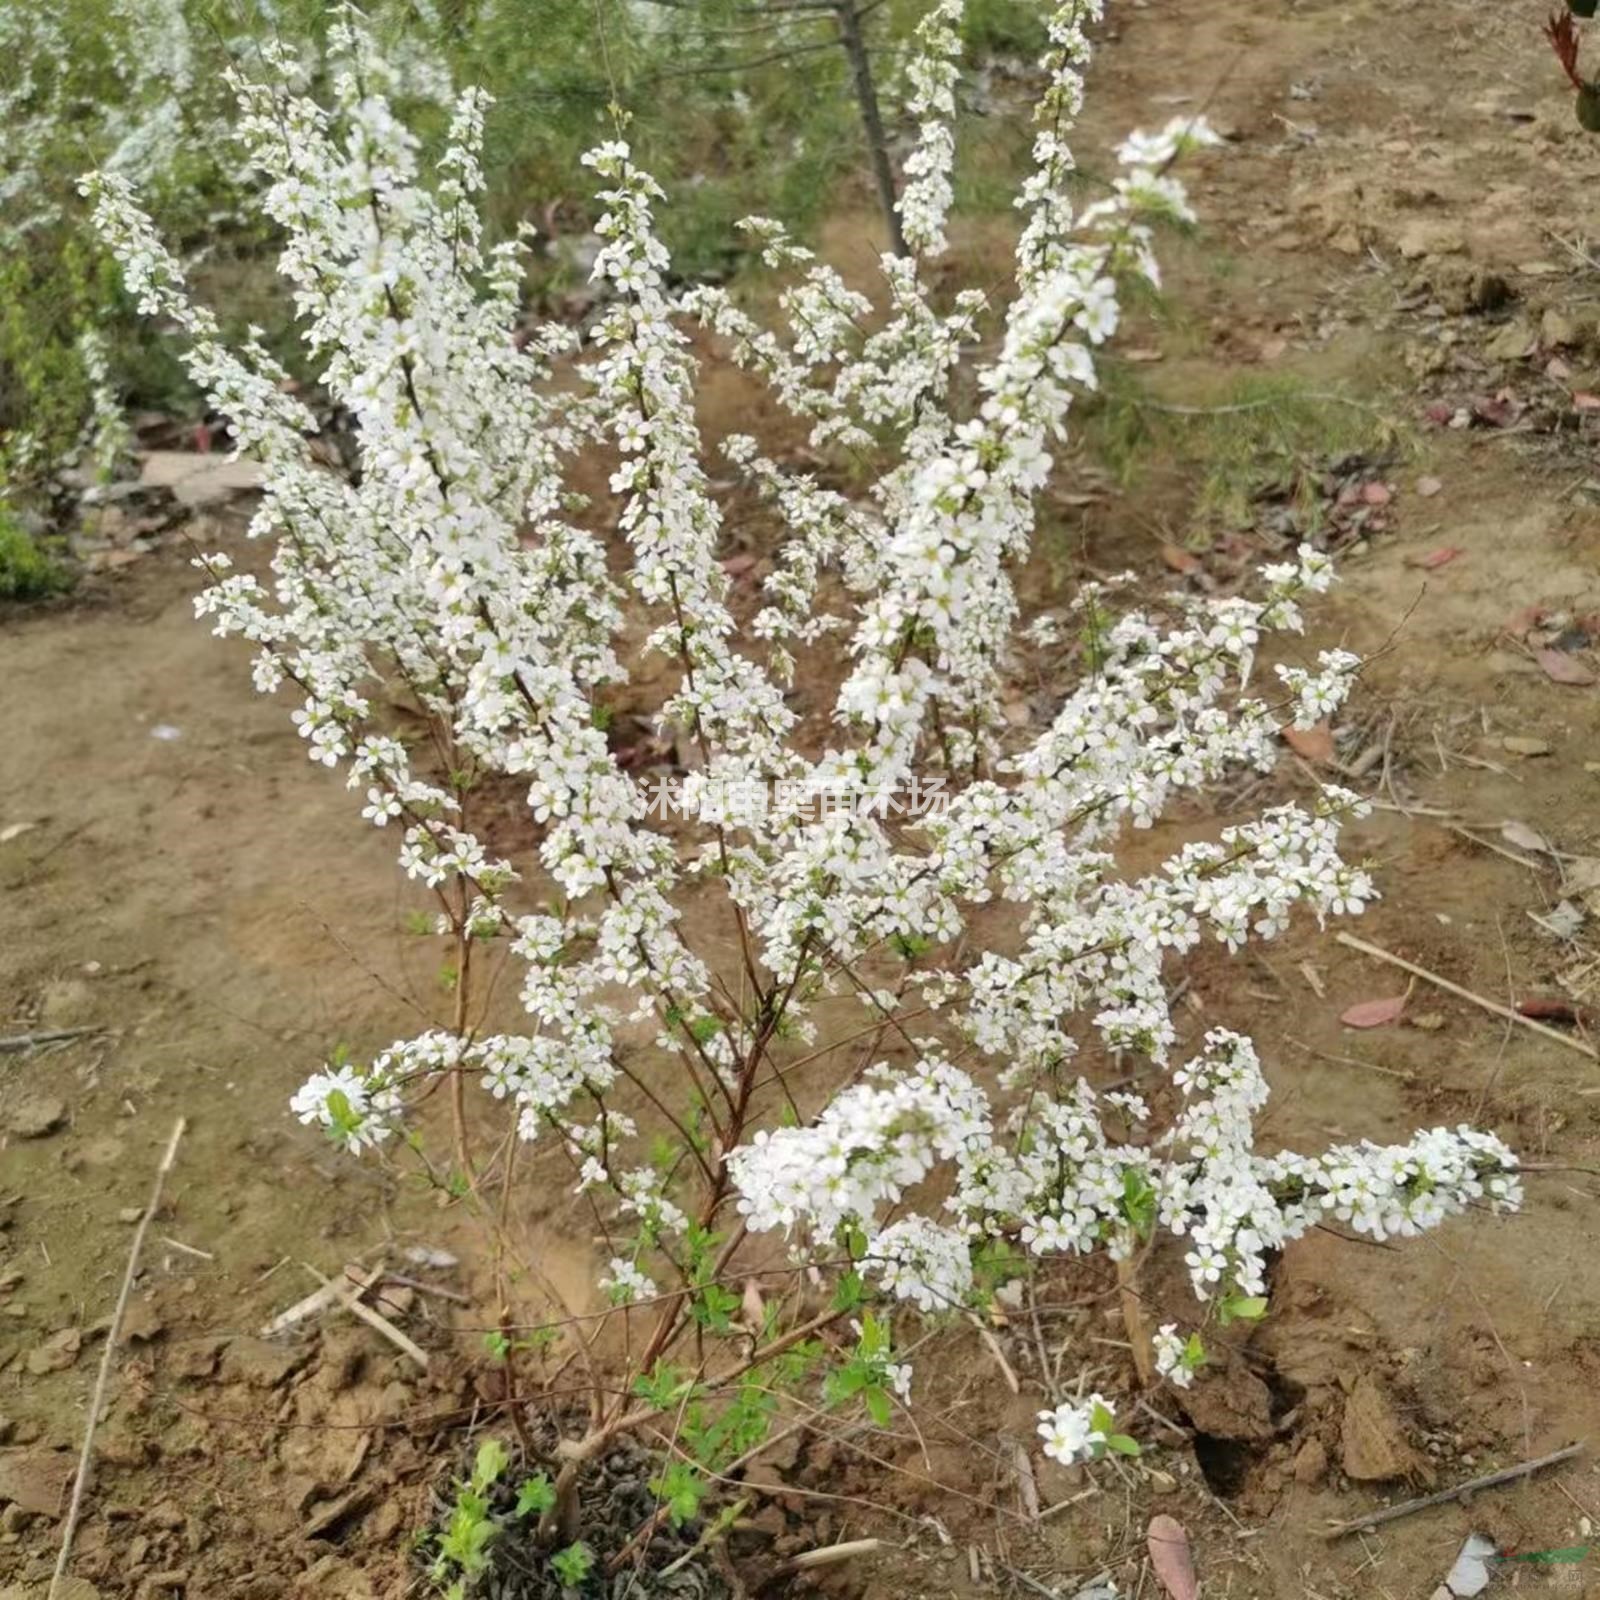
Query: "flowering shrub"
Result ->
[[91, 0, 1520, 1556]]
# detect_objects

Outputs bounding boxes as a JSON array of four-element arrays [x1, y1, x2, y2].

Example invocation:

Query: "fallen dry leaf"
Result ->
[[1160, 542, 1202, 576], [1560, 856, 1600, 914], [1408, 544, 1463, 570], [0, 821, 39, 844], [1340, 995, 1407, 1029], [1147, 1514, 1198, 1600], [1360, 481, 1393, 506], [1517, 997, 1594, 1027], [1535, 647, 1597, 686], [1574, 390, 1600, 412], [1500, 819, 1551, 855], [1282, 722, 1335, 763], [1415, 475, 1443, 497]]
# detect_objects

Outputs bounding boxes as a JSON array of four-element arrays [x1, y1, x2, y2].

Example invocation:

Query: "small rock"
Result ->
[[168, 1338, 224, 1381], [301, 1486, 374, 1541], [1501, 735, 1552, 757], [1292, 1437, 1328, 1485], [1328, 223, 1363, 256], [118, 1209, 143, 1225], [1397, 221, 1464, 260], [5, 1096, 67, 1140], [1542, 308, 1579, 349], [220, 1337, 311, 1390], [139, 450, 263, 507], [145, 1502, 185, 1532], [1340, 1373, 1432, 1484], [1416, 475, 1443, 497], [0, 1447, 72, 1517], [1486, 319, 1536, 362], [134, 1572, 188, 1600], [288, 1556, 375, 1600], [26, 1329, 81, 1376], [121, 1297, 164, 1344]]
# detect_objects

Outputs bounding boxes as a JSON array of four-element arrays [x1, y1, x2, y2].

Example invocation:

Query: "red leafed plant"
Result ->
[[1546, 11, 1587, 91]]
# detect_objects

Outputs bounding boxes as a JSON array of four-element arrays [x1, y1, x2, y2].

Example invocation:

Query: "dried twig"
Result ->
[[776, 1538, 883, 1574], [159, 1235, 214, 1262], [1323, 1442, 1584, 1539], [261, 1262, 383, 1337], [0, 1026, 101, 1056], [49, 1117, 186, 1600], [1335, 932, 1600, 1061], [971, 1315, 1021, 1394], [382, 1270, 469, 1305], [303, 1262, 430, 1369]]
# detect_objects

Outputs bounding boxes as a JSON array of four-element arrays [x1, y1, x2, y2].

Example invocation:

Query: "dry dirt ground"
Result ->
[[8, 1, 1600, 1597]]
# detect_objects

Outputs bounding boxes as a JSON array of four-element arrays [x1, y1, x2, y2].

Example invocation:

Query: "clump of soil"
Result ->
[[423, 1429, 730, 1600]]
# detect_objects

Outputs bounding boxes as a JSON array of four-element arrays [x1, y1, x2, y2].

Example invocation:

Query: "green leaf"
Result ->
[[550, 1540, 595, 1586], [830, 1270, 865, 1312], [1105, 1433, 1141, 1457], [515, 1474, 555, 1518], [863, 1384, 892, 1427], [648, 1461, 706, 1528], [471, 1438, 510, 1494], [1218, 1293, 1268, 1326]]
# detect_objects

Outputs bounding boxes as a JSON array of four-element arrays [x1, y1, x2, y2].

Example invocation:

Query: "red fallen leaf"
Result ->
[[1503, 604, 1547, 638], [721, 553, 759, 578], [1423, 400, 1454, 425], [1148, 1515, 1198, 1600], [1516, 997, 1594, 1027], [1535, 647, 1598, 686], [1340, 994, 1408, 1028], [1282, 722, 1334, 763], [1408, 545, 1464, 570], [193, 421, 213, 454], [1574, 391, 1600, 412], [1360, 481, 1393, 506], [1160, 543, 1202, 575]]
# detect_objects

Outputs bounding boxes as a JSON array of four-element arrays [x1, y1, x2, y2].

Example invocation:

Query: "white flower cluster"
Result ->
[[1037, 1394, 1114, 1465], [90, 2, 1520, 1439], [897, 0, 966, 257]]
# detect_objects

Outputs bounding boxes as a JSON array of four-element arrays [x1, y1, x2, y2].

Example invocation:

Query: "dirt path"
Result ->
[[5, 2, 1600, 1597]]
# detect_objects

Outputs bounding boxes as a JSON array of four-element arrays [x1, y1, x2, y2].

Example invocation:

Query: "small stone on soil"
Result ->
[[1292, 1436, 1328, 1485], [25, 1328, 81, 1376], [220, 1337, 312, 1389], [1340, 1373, 1431, 1483], [5, 1096, 67, 1140], [0, 1446, 73, 1517]]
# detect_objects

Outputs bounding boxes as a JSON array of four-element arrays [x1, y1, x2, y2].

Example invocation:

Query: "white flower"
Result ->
[[1037, 1395, 1112, 1465]]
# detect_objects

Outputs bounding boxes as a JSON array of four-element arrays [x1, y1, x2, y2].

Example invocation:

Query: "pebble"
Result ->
[[24, 1329, 81, 1376], [4, 1096, 67, 1140], [1501, 735, 1552, 757]]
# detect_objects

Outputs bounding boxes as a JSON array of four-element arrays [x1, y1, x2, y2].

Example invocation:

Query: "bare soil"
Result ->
[[8, 1, 1600, 1597]]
